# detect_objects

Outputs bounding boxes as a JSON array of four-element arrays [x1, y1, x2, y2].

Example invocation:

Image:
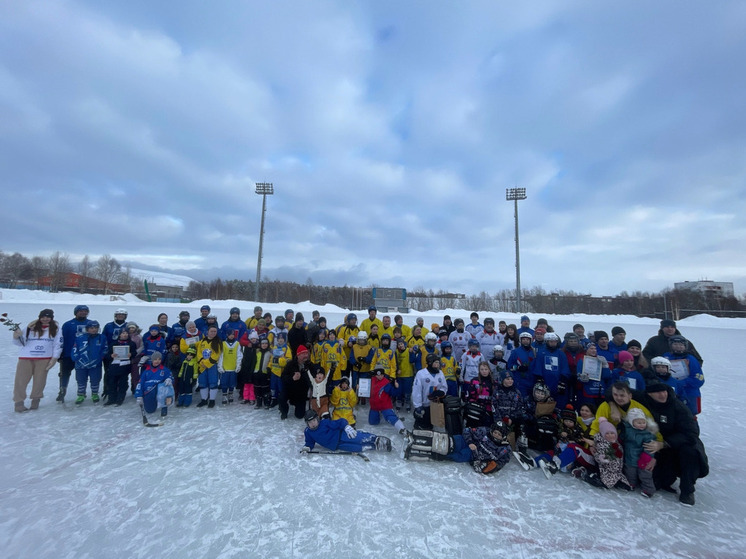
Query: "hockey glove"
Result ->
[[163, 378, 173, 387], [413, 407, 426, 419], [344, 425, 358, 439]]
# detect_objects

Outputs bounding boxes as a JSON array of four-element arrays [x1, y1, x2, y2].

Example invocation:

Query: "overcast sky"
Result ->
[[2, 1, 745, 297]]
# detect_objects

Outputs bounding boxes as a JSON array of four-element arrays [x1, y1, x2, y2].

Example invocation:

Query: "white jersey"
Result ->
[[448, 330, 473, 362], [477, 330, 504, 361], [460, 351, 486, 382], [411, 368, 448, 408]]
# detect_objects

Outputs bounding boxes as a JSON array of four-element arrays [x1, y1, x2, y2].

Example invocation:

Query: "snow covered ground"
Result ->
[[1, 292, 745, 559]]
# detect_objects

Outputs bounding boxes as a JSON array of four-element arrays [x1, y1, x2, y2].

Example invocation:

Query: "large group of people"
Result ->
[[10, 304, 708, 506]]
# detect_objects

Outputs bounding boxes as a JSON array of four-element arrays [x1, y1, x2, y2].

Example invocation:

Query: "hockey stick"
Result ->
[[304, 449, 370, 462], [139, 402, 162, 427]]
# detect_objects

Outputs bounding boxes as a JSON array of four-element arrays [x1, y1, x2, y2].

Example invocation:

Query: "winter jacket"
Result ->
[[620, 420, 656, 467], [506, 344, 537, 398], [492, 384, 528, 424], [462, 375, 495, 414], [642, 329, 703, 365], [14, 321, 63, 360], [304, 417, 352, 451], [663, 352, 705, 415], [369, 375, 401, 411], [72, 333, 108, 369], [462, 426, 512, 468], [411, 367, 448, 409], [281, 359, 315, 406], [219, 319, 247, 342], [135, 363, 173, 398], [531, 346, 570, 398]]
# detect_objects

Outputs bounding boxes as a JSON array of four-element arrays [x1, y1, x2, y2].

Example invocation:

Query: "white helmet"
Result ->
[[115, 308, 128, 316], [544, 332, 560, 343], [519, 332, 533, 340], [357, 331, 368, 341], [651, 356, 671, 372], [493, 345, 504, 354], [425, 332, 438, 342]]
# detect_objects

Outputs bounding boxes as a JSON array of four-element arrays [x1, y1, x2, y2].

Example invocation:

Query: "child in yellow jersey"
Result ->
[[269, 332, 291, 408], [310, 328, 326, 366], [195, 326, 221, 408], [395, 337, 417, 413], [371, 334, 396, 379], [330, 376, 358, 426], [368, 324, 381, 348], [439, 341, 460, 397], [350, 331, 375, 404], [322, 330, 346, 387], [218, 330, 243, 405]]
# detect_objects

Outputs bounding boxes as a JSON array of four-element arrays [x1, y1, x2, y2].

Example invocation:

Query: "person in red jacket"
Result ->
[[368, 368, 407, 435]]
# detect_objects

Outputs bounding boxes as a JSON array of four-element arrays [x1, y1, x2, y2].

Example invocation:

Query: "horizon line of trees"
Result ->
[[2, 250, 744, 319]]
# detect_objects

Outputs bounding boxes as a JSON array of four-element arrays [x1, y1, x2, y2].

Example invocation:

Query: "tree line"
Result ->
[[2, 249, 744, 319]]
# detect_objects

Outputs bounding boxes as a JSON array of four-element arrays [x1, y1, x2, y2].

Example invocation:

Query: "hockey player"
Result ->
[[349, 331, 375, 402], [370, 334, 396, 379], [194, 305, 211, 336], [420, 332, 439, 368], [301, 410, 392, 453], [489, 345, 508, 378], [220, 307, 247, 342], [531, 332, 571, 408], [369, 368, 406, 434], [321, 329, 346, 387], [448, 318, 473, 363], [395, 337, 417, 412], [72, 321, 109, 405], [330, 376, 358, 426], [663, 335, 705, 416], [438, 341, 460, 397], [135, 351, 174, 418], [57, 305, 92, 403], [268, 332, 291, 408], [360, 306, 383, 336], [576, 343, 612, 408], [195, 326, 222, 408], [507, 332, 537, 398], [476, 318, 503, 364], [218, 329, 243, 404], [412, 353, 448, 430], [460, 338, 486, 383]]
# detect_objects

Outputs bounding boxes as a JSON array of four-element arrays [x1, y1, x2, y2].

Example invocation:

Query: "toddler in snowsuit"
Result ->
[[586, 417, 632, 490], [620, 407, 658, 497]]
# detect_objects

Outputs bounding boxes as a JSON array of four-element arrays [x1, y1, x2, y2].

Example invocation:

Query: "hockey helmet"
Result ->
[[425, 332, 438, 343], [114, 308, 128, 317], [87, 320, 100, 330], [74, 305, 89, 314], [426, 353, 440, 366]]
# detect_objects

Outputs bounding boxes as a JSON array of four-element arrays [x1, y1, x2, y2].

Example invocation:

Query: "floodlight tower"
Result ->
[[254, 182, 274, 301], [506, 187, 527, 313]]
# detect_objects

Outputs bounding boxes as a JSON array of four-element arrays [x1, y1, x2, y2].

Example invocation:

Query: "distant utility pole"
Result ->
[[506, 187, 527, 313], [254, 182, 274, 301]]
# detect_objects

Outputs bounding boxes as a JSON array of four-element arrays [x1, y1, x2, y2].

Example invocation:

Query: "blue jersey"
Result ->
[[72, 333, 108, 369], [61, 318, 92, 358]]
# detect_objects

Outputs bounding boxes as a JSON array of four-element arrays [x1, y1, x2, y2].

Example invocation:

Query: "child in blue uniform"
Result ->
[[301, 410, 391, 453], [72, 321, 109, 405], [135, 351, 174, 417]]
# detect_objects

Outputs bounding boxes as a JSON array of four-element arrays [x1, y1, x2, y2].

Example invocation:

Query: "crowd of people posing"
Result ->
[[10, 304, 708, 506]]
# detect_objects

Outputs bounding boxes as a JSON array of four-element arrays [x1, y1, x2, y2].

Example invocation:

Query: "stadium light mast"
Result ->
[[254, 182, 274, 301], [506, 187, 527, 313]]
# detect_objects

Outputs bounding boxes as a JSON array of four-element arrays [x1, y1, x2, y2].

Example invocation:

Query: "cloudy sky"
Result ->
[[2, 1, 745, 297]]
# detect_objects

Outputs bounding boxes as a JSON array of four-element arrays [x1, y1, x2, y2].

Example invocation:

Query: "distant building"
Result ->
[[674, 280, 734, 298], [38, 272, 127, 294]]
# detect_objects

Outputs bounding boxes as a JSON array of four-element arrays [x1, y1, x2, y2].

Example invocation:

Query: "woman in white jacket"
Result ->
[[13, 308, 63, 412]]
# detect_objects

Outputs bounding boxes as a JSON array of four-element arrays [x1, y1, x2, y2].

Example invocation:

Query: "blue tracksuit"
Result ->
[[304, 418, 378, 452], [135, 364, 174, 413], [531, 346, 571, 408], [507, 345, 537, 398], [72, 333, 108, 395]]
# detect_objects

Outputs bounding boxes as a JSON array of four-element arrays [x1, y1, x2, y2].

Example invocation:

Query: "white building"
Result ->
[[674, 280, 734, 298]]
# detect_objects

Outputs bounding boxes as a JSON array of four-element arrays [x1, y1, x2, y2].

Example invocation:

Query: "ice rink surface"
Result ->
[[2, 296, 745, 558]]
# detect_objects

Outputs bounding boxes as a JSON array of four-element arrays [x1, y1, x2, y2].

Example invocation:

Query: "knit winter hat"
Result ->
[[150, 351, 163, 361], [295, 313, 304, 323], [560, 404, 577, 423], [257, 319, 267, 327], [617, 351, 634, 363], [594, 330, 609, 341], [598, 417, 617, 437], [499, 369, 513, 384], [660, 319, 676, 329], [627, 339, 641, 349], [626, 408, 647, 425], [296, 345, 309, 355], [611, 326, 626, 336], [645, 382, 668, 393]]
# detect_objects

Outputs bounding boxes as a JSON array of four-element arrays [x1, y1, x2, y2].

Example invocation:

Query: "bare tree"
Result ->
[[0, 252, 33, 287], [48, 252, 72, 292], [30, 256, 49, 287], [78, 255, 91, 292], [94, 254, 121, 294]]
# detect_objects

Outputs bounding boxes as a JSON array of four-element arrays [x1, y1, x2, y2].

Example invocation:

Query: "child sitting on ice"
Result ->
[[584, 417, 632, 490], [330, 376, 358, 427], [462, 420, 513, 475], [135, 351, 174, 418], [621, 407, 658, 497]]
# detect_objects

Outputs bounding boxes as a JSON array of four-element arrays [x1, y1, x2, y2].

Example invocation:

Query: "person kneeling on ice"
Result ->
[[369, 368, 407, 435], [300, 410, 392, 453], [135, 352, 174, 418], [462, 421, 513, 474]]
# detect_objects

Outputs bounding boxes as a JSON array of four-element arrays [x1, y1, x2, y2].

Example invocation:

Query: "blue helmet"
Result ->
[[347, 313, 357, 323], [440, 341, 452, 352], [230, 307, 240, 315], [87, 320, 100, 329], [74, 305, 89, 314], [468, 338, 480, 348], [200, 305, 211, 312]]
